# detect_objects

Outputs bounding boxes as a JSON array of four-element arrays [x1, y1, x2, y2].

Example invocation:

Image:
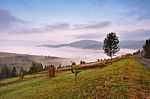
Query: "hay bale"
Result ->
[[49, 65, 55, 78]]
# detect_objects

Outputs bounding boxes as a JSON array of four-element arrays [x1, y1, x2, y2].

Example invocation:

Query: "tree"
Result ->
[[19, 67, 24, 79], [57, 64, 61, 69], [0, 64, 12, 78], [44, 65, 48, 71], [133, 50, 141, 55], [70, 67, 81, 85], [12, 66, 17, 77], [103, 32, 120, 63], [36, 63, 43, 72], [28, 61, 43, 73], [71, 61, 76, 66], [143, 38, 150, 58], [80, 60, 85, 64], [1, 64, 9, 78], [28, 61, 37, 74]]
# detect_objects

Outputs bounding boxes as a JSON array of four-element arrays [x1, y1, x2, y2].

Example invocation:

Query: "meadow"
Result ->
[[0, 57, 150, 99]]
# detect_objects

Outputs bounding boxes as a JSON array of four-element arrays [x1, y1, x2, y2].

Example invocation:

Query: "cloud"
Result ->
[[11, 22, 70, 34], [137, 13, 150, 21], [90, 0, 150, 22], [0, 8, 71, 34], [0, 9, 110, 34], [125, 8, 150, 21], [119, 29, 150, 40], [120, 0, 150, 21], [87, 0, 108, 6], [0, 8, 24, 31], [45, 23, 70, 31], [11, 21, 110, 34], [73, 21, 111, 29], [74, 32, 105, 39]]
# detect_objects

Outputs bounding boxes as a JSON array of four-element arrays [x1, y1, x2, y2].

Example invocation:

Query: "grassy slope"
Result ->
[[0, 57, 150, 99]]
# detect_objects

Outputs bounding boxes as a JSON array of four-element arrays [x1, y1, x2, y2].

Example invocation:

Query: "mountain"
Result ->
[[40, 40, 145, 50], [40, 40, 102, 49], [119, 40, 144, 49], [68, 40, 102, 49]]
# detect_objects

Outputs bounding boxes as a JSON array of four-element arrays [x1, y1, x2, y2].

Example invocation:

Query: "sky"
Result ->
[[0, 0, 150, 44]]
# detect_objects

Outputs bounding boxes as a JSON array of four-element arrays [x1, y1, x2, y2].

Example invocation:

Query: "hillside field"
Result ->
[[0, 57, 150, 99]]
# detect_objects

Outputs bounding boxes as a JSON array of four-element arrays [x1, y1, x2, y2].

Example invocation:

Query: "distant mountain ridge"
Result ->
[[40, 40, 144, 50]]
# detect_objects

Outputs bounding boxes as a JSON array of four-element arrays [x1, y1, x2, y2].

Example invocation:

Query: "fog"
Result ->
[[0, 43, 137, 63]]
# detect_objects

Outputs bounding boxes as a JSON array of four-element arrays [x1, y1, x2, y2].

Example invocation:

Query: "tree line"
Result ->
[[0, 61, 48, 79]]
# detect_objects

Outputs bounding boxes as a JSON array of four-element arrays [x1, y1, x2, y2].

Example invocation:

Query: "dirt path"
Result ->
[[134, 55, 150, 68]]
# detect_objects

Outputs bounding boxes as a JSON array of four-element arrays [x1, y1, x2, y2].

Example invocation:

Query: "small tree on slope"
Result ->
[[103, 32, 120, 63], [12, 66, 17, 77]]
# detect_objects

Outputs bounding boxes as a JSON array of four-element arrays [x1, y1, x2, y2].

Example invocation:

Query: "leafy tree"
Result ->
[[143, 38, 150, 58], [103, 32, 120, 63], [12, 66, 17, 77]]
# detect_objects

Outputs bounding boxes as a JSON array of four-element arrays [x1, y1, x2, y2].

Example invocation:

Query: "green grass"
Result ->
[[0, 57, 150, 99]]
